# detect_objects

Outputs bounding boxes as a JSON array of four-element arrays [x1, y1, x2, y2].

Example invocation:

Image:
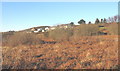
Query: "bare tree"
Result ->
[[114, 15, 117, 22], [108, 17, 111, 23], [118, 15, 120, 22]]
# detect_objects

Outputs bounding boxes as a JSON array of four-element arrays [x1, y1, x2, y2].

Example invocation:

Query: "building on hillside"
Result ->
[[33, 28, 43, 33], [31, 27, 37, 31], [57, 24, 73, 29], [30, 26, 51, 33], [42, 30, 45, 32], [49, 26, 56, 30], [41, 26, 51, 32], [45, 27, 50, 31]]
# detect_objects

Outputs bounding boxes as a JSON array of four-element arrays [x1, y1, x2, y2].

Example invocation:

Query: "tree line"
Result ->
[[70, 15, 120, 25]]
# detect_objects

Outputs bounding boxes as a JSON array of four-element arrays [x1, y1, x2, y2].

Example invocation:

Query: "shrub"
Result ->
[[48, 28, 73, 41], [44, 32, 49, 38], [107, 24, 118, 35], [47, 25, 99, 41], [73, 24, 99, 37], [2, 32, 14, 46], [4, 32, 44, 47]]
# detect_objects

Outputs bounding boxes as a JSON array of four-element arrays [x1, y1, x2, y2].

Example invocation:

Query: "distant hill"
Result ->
[[18, 26, 50, 32]]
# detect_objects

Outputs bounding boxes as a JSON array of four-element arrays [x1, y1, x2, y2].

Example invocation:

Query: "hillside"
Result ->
[[1, 23, 119, 70], [2, 35, 118, 69], [18, 26, 50, 32]]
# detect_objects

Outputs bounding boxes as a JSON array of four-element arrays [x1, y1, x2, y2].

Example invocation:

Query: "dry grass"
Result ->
[[73, 24, 99, 39], [45, 24, 99, 42], [107, 24, 118, 35], [48, 28, 73, 41], [1, 23, 119, 69], [2, 35, 118, 69], [2, 32, 44, 47]]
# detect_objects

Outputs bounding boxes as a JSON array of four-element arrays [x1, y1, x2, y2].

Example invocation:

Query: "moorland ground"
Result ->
[[1, 23, 119, 69]]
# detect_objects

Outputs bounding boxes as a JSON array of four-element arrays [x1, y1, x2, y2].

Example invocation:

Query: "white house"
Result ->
[[30, 26, 55, 33], [30, 28, 43, 33], [57, 24, 72, 29], [45, 27, 50, 31], [50, 26, 56, 30], [42, 30, 45, 32]]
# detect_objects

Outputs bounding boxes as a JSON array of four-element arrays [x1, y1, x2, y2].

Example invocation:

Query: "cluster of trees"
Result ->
[[107, 15, 120, 23], [95, 18, 107, 24], [65, 15, 119, 26], [76, 15, 119, 25], [77, 18, 107, 25]]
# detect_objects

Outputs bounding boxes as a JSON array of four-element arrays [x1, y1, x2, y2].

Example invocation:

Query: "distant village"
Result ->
[[22, 22, 74, 33]]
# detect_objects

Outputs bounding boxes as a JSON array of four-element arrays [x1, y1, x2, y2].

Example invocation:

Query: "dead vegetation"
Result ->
[[2, 35, 118, 69], [2, 32, 44, 47], [107, 24, 118, 35], [73, 24, 99, 37], [1, 23, 119, 69], [48, 28, 73, 41]]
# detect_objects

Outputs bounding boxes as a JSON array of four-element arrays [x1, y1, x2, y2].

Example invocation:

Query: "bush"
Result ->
[[107, 24, 118, 35], [3, 32, 44, 47], [73, 24, 99, 37], [44, 32, 49, 38], [2, 32, 15, 46], [48, 28, 73, 41], [45, 25, 100, 41]]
